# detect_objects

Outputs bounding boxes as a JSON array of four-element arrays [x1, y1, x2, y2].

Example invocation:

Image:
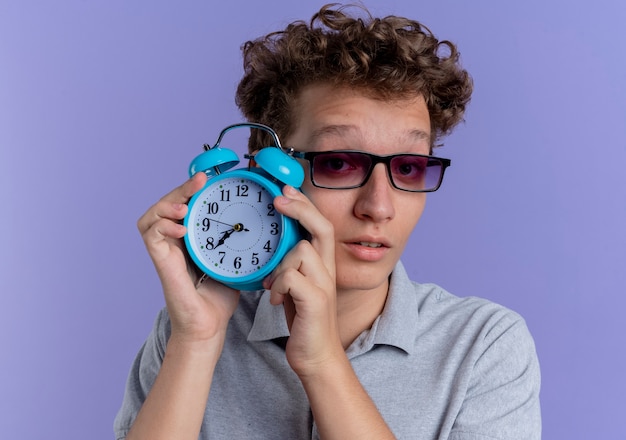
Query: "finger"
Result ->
[[143, 217, 187, 247], [266, 240, 334, 304], [267, 265, 308, 307], [162, 171, 208, 204], [137, 201, 187, 234], [267, 261, 335, 336], [142, 217, 187, 264], [274, 186, 336, 277], [267, 268, 299, 328], [137, 172, 207, 233]]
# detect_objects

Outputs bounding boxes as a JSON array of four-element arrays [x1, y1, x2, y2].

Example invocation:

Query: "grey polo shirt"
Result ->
[[114, 262, 541, 439]]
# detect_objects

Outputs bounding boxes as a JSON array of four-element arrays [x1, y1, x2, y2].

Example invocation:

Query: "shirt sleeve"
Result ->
[[449, 312, 541, 440], [113, 308, 171, 440]]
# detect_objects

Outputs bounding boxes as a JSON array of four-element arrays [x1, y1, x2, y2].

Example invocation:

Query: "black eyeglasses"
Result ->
[[291, 150, 451, 192]]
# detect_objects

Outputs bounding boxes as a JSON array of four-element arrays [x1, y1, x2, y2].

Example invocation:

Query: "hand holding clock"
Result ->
[[137, 171, 240, 346], [264, 185, 344, 378]]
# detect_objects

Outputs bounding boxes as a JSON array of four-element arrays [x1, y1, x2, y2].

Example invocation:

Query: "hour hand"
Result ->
[[214, 228, 235, 249]]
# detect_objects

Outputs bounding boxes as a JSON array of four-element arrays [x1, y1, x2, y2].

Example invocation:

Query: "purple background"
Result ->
[[2, 1, 624, 438]]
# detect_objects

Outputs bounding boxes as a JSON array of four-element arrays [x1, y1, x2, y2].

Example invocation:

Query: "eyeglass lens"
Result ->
[[311, 152, 443, 191]]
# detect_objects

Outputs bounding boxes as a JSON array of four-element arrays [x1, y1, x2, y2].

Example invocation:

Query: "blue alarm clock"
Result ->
[[184, 123, 304, 291]]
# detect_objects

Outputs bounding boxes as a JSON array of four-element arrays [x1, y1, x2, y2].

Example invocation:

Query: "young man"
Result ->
[[115, 4, 541, 439]]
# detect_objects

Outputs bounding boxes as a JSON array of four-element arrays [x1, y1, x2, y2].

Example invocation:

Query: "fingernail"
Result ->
[[283, 185, 297, 195], [275, 196, 291, 205]]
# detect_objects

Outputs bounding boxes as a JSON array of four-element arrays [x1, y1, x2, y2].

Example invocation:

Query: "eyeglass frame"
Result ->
[[289, 150, 452, 193]]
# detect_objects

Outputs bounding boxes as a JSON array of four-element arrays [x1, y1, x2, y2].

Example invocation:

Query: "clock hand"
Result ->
[[207, 218, 250, 231], [213, 222, 250, 248], [214, 228, 235, 249]]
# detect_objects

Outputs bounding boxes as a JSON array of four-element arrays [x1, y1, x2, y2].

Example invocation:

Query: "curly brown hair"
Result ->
[[235, 3, 473, 151]]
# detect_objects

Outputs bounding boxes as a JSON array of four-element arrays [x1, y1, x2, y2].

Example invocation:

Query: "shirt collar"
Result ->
[[247, 261, 419, 355], [368, 261, 419, 355], [247, 291, 289, 342]]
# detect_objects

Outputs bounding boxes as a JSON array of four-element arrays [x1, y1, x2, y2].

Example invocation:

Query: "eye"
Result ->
[[392, 155, 427, 180], [315, 152, 360, 174]]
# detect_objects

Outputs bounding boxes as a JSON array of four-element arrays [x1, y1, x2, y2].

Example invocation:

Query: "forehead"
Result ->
[[288, 84, 431, 154]]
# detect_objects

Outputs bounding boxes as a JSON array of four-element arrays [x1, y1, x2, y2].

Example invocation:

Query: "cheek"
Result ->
[[404, 195, 427, 233], [301, 183, 352, 221]]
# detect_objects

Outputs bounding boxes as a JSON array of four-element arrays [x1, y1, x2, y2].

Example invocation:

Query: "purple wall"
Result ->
[[2, 1, 624, 438]]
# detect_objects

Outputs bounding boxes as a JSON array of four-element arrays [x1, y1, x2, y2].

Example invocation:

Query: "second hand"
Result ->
[[208, 218, 249, 231]]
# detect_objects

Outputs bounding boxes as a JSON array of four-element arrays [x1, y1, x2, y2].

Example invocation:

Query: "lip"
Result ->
[[343, 236, 391, 262]]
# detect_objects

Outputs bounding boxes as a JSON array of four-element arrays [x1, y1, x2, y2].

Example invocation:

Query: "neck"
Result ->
[[336, 281, 389, 349]]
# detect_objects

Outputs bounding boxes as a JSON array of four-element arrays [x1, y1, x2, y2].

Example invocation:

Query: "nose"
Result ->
[[353, 163, 396, 223]]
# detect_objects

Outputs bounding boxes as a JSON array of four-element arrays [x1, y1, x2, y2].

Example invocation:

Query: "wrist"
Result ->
[[294, 348, 351, 385], [166, 330, 227, 360]]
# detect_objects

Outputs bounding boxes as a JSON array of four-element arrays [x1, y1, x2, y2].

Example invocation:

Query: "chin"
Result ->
[[335, 264, 392, 293]]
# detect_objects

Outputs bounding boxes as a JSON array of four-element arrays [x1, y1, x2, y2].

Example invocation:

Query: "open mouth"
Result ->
[[357, 241, 384, 248]]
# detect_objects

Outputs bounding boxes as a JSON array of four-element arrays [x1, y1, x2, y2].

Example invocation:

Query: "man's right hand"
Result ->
[[136, 172, 240, 346]]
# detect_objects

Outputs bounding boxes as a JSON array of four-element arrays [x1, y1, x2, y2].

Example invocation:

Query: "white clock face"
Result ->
[[188, 176, 282, 278]]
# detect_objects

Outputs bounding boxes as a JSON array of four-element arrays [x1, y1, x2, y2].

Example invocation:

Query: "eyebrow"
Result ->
[[407, 129, 431, 142], [308, 124, 354, 143], [307, 124, 431, 145]]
